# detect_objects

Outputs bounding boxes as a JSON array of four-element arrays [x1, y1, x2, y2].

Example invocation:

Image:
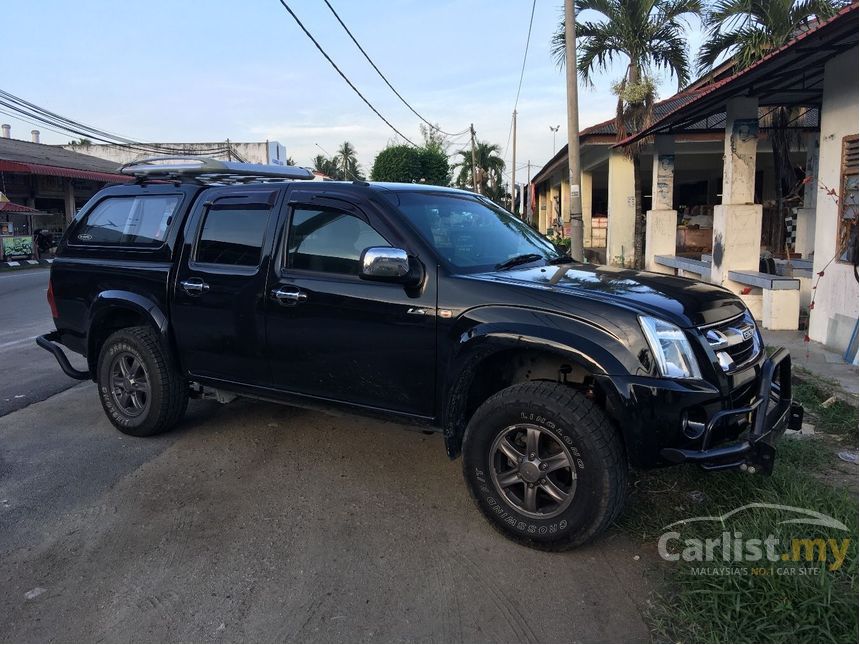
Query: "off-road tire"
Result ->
[[462, 381, 626, 550], [97, 326, 188, 437]]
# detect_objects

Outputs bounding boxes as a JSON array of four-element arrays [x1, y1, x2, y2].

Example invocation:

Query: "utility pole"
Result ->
[[343, 148, 348, 181], [470, 123, 478, 193], [511, 110, 517, 214], [564, 0, 584, 260]]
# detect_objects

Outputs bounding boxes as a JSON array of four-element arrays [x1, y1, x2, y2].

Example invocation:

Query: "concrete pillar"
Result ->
[[794, 132, 819, 258], [581, 171, 593, 247], [607, 149, 636, 267], [560, 175, 570, 238], [63, 180, 76, 225], [711, 97, 763, 289], [645, 136, 677, 274]]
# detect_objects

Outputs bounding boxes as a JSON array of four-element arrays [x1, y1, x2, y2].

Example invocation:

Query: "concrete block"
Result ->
[[710, 203, 763, 289], [739, 292, 763, 321], [645, 209, 677, 274], [763, 289, 800, 330]]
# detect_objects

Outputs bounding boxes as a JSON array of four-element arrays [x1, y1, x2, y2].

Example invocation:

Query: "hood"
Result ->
[[467, 263, 746, 328]]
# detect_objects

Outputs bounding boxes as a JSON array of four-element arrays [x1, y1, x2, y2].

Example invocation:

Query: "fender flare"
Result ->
[[441, 306, 644, 458], [86, 290, 170, 372]]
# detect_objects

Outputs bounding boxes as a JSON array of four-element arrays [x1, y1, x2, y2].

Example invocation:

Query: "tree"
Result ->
[[551, 0, 701, 267], [370, 145, 423, 182], [698, 0, 844, 73], [312, 154, 338, 178], [286, 156, 296, 166], [698, 0, 846, 229], [336, 141, 364, 180], [418, 147, 450, 186], [452, 141, 505, 202], [67, 138, 92, 147]]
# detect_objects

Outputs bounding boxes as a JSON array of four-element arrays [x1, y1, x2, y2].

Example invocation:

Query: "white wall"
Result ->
[[60, 141, 283, 166], [808, 47, 859, 352]]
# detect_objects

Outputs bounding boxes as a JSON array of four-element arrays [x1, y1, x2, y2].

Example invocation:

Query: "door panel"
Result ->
[[266, 204, 437, 416], [172, 188, 279, 384]]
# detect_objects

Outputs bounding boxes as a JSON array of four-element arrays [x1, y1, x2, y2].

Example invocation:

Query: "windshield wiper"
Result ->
[[495, 253, 544, 271]]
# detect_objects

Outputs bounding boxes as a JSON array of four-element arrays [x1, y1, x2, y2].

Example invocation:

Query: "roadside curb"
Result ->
[[0, 259, 52, 271]]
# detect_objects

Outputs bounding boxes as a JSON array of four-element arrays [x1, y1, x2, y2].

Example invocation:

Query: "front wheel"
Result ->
[[462, 381, 627, 550], [97, 326, 188, 437]]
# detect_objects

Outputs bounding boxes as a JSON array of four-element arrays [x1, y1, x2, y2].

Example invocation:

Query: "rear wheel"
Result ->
[[462, 381, 626, 550], [97, 326, 187, 437]]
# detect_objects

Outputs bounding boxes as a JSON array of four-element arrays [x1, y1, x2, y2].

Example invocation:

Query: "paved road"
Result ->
[[0, 268, 85, 417], [0, 383, 651, 642]]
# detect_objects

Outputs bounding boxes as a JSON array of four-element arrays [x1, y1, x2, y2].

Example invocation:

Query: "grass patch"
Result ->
[[622, 417, 859, 641], [792, 368, 859, 442]]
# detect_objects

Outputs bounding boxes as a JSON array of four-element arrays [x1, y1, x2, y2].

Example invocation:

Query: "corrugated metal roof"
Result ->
[[615, 2, 858, 146], [0, 137, 124, 174]]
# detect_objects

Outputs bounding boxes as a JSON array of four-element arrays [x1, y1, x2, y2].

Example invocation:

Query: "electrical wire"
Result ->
[[322, 0, 468, 139], [0, 88, 236, 156], [503, 0, 537, 179], [276, 0, 418, 147]]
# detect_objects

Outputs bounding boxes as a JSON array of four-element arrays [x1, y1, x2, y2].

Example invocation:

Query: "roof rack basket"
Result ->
[[119, 156, 314, 185]]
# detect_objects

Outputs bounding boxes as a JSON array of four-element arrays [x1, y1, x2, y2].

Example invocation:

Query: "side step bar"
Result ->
[[36, 332, 90, 380]]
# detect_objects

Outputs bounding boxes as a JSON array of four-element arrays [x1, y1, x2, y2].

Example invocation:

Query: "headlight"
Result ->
[[639, 316, 702, 379]]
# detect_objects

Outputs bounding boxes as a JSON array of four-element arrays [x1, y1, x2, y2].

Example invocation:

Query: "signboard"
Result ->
[[1, 235, 34, 260]]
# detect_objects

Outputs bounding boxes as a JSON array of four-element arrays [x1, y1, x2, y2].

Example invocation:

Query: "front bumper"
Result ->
[[658, 347, 802, 474]]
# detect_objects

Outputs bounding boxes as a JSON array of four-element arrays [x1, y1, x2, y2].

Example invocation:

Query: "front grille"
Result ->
[[701, 312, 762, 372]]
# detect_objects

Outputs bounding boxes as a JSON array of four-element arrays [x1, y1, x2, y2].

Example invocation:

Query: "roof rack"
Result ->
[[119, 156, 314, 185]]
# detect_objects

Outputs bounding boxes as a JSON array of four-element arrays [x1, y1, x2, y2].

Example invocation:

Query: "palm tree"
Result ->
[[698, 0, 844, 73], [551, 0, 701, 267], [312, 154, 338, 178], [698, 0, 846, 234], [453, 141, 506, 201], [336, 141, 364, 180]]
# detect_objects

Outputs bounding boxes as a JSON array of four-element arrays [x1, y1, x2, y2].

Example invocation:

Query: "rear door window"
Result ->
[[75, 195, 180, 245], [195, 207, 271, 267]]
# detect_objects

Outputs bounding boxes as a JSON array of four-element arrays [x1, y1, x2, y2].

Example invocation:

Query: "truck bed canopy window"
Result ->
[[74, 195, 180, 246]]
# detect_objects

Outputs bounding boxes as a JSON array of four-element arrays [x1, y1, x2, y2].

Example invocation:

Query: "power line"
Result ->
[[0, 89, 233, 157], [322, 0, 468, 139], [276, 0, 418, 147], [503, 0, 537, 174]]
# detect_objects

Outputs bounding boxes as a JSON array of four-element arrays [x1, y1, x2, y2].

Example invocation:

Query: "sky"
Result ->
[[2, 0, 706, 181]]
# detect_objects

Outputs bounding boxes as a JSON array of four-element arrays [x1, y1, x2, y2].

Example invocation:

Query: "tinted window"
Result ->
[[196, 207, 270, 266], [76, 195, 180, 245], [287, 208, 388, 275]]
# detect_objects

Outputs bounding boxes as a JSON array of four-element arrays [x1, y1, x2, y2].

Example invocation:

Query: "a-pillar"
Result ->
[[710, 97, 763, 290], [607, 149, 635, 267], [63, 180, 76, 225], [645, 135, 677, 274], [581, 171, 593, 247], [794, 132, 819, 258]]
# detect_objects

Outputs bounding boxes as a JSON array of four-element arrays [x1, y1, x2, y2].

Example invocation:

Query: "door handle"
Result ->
[[180, 278, 210, 295], [271, 287, 308, 304]]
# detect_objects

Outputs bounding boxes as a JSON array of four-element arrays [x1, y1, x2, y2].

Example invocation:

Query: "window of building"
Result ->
[[195, 207, 271, 267], [838, 134, 858, 264], [286, 208, 388, 275], [75, 195, 180, 245]]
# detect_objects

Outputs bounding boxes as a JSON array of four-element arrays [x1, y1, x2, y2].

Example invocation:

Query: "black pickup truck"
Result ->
[[38, 158, 802, 549]]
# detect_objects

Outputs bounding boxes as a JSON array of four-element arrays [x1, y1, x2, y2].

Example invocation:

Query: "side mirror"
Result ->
[[360, 247, 421, 285]]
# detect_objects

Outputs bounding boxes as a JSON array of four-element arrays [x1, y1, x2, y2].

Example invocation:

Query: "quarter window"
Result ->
[[75, 195, 180, 245], [286, 208, 388, 275], [196, 207, 271, 267]]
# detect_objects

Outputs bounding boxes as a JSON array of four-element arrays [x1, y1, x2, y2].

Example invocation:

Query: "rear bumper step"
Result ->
[[36, 332, 90, 380]]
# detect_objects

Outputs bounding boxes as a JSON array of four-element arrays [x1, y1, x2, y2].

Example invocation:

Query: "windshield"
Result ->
[[394, 192, 561, 273]]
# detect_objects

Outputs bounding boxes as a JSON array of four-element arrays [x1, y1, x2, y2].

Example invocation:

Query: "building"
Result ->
[[0, 129, 128, 260], [531, 3, 858, 358], [63, 140, 289, 166]]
